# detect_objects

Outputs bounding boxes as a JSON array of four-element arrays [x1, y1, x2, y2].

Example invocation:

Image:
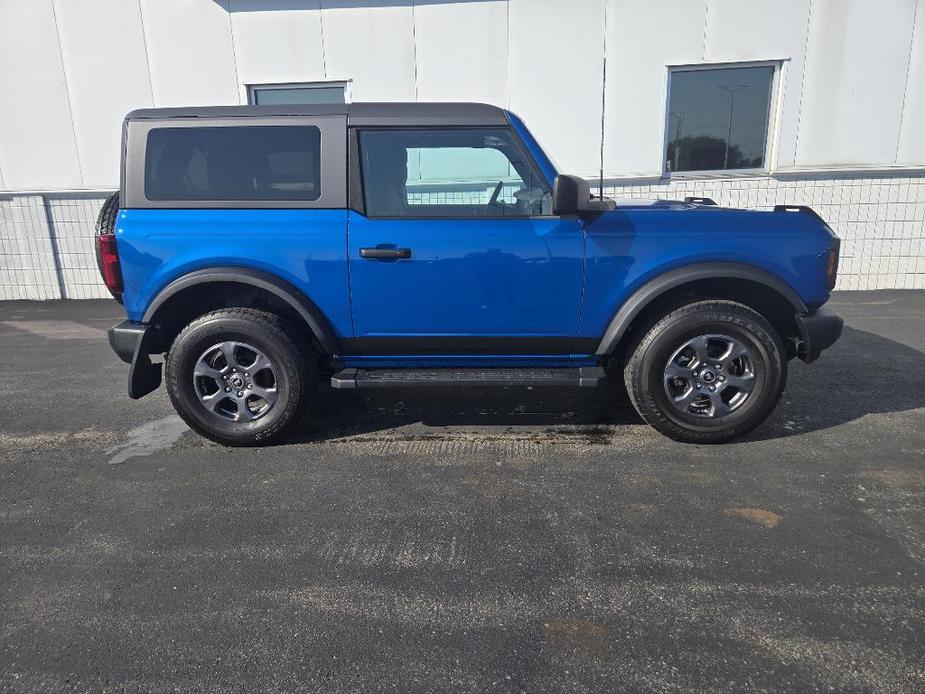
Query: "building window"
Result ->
[[248, 82, 348, 106], [665, 64, 776, 174]]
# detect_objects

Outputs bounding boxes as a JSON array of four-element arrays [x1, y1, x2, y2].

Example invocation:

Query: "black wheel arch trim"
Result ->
[[595, 262, 809, 356], [141, 267, 341, 356]]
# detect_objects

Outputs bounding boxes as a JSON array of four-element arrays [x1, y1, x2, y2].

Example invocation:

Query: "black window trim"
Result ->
[[662, 59, 783, 179], [350, 124, 560, 221]]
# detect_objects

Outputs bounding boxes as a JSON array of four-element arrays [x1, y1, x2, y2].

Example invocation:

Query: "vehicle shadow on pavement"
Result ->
[[745, 325, 925, 441], [286, 326, 925, 444], [288, 382, 643, 444]]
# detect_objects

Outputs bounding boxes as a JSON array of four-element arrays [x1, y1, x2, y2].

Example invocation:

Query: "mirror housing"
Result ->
[[552, 174, 591, 216]]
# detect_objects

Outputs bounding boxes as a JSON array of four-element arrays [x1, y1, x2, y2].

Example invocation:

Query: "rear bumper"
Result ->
[[795, 306, 843, 363], [108, 320, 147, 364], [107, 320, 162, 398]]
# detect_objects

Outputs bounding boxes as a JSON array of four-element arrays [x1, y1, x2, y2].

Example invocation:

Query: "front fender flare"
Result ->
[[595, 262, 808, 355], [142, 266, 341, 356]]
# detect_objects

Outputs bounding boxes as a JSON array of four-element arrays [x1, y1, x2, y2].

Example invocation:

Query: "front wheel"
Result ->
[[165, 308, 314, 446], [624, 300, 787, 443]]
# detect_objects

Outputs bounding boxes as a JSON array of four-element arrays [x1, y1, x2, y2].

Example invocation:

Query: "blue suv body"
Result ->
[[100, 102, 842, 445]]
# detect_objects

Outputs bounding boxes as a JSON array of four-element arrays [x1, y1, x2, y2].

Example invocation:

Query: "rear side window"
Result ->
[[144, 126, 321, 201]]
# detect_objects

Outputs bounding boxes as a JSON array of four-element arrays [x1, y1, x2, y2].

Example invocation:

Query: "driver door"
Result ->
[[347, 126, 584, 355]]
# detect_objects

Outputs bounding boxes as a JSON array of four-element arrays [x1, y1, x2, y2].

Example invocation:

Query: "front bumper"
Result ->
[[795, 306, 843, 363], [107, 320, 162, 398]]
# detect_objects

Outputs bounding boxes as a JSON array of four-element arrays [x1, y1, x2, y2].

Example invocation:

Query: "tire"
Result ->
[[624, 300, 786, 443], [95, 192, 119, 236], [165, 308, 315, 446], [94, 192, 119, 277]]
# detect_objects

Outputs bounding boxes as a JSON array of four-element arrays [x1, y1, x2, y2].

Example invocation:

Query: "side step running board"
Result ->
[[331, 367, 606, 390]]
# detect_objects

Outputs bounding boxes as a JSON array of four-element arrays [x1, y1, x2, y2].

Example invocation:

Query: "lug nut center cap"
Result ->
[[701, 370, 716, 383], [230, 376, 244, 389]]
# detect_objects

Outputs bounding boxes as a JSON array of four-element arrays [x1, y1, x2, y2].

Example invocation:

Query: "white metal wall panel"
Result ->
[[797, 0, 917, 167], [412, 0, 509, 105], [321, 1, 415, 101], [53, 0, 154, 188], [228, 0, 326, 97], [704, 0, 812, 170], [897, 0, 925, 165], [0, 0, 82, 190], [602, 0, 708, 177], [140, 0, 239, 107], [508, 0, 605, 177]]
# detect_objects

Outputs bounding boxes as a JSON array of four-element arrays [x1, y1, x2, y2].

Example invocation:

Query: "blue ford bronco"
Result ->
[[98, 102, 842, 445]]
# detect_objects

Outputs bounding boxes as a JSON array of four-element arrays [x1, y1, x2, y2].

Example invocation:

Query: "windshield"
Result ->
[[506, 112, 560, 183]]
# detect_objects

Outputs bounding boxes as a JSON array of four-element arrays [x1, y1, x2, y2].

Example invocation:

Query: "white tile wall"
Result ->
[[0, 173, 923, 300], [0, 194, 110, 300]]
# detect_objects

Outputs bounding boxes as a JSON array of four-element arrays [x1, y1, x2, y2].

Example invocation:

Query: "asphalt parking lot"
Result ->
[[1, 291, 923, 693]]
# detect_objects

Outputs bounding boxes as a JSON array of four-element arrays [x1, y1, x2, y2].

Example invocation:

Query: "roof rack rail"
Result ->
[[773, 204, 823, 221], [684, 196, 717, 205]]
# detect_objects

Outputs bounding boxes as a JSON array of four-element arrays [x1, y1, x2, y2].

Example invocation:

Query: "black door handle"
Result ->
[[360, 247, 412, 259]]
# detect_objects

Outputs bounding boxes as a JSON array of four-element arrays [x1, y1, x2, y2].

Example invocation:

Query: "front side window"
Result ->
[[665, 64, 775, 173], [358, 128, 552, 217], [145, 126, 321, 201]]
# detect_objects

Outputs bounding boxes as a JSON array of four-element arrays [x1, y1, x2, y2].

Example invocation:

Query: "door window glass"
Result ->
[[358, 128, 551, 217]]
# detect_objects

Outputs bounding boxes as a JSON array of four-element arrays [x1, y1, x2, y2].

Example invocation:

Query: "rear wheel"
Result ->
[[165, 308, 314, 446], [624, 300, 786, 443]]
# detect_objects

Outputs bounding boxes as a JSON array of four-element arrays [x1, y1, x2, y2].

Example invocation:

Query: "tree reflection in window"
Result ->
[[666, 65, 775, 173]]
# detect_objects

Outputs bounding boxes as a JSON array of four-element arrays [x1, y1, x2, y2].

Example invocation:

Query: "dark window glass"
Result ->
[[358, 128, 552, 217], [144, 126, 321, 201], [666, 65, 774, 173]]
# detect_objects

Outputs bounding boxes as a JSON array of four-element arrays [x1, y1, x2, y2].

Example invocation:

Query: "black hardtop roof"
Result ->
[[125, 102, 510, 126]]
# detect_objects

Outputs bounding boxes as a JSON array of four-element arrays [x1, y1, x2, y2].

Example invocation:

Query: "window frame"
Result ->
[[353, 125, 557, 220], [247, 80, 351, 106], [123, 116, 347, 209], [662, 60, 783, 179]]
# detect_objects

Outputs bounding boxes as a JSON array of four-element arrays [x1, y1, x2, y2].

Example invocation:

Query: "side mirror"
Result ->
[[552, 174, 591, 215]]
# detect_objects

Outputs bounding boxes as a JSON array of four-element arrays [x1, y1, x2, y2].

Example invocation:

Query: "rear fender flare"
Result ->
[[142, 266, 340, 356]]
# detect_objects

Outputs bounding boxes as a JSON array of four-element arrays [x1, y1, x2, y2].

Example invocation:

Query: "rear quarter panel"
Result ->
[[116, 208, 352, 337]]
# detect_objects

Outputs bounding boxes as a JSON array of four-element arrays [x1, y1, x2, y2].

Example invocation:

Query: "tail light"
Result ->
[[826, 237, 840, 290], [96, 232, 123, 295]]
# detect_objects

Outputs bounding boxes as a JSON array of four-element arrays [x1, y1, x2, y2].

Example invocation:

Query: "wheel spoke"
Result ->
[[664, 362, 691, 380], [672, 386, 699, 409], [723, 373, 755, 394], [221, 342, 241, 370], [248, 353, 274, 375], [194, 362, 224, 382], [719, 337, 750, 368], [688, 335, 710, 364], [236, 401, 258, 422], [250, 385, 278, 407], [201, 392, 227, 412], [709, 392, 731, 417]]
